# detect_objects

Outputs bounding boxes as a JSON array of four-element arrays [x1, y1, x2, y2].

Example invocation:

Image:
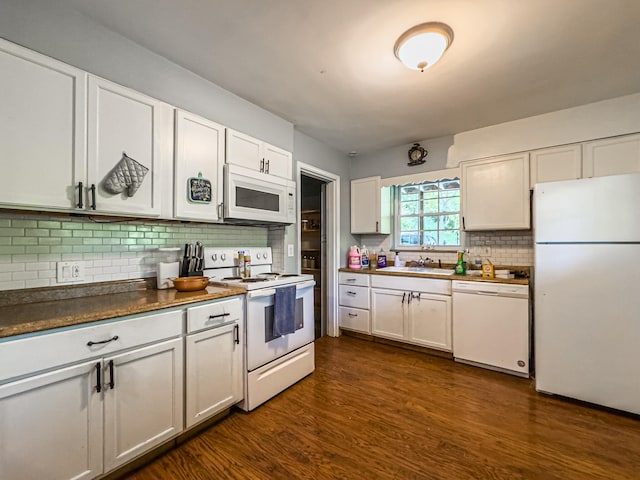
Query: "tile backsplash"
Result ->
[[0, 211, 272, 291], [359, 230, 534, 267]]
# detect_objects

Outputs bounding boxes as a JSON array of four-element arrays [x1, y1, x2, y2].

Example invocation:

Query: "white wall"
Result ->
[[351, 135, 453, 180], [448, 93, 640, 165]]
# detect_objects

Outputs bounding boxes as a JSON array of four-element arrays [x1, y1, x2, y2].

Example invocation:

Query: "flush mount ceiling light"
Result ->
[[394, 22, 454, 72]]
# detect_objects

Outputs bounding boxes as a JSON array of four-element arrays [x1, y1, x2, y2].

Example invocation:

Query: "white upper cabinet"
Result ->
[[582, 133, 640, 178], [0, 39, 86, 211], [87, 76, 164, 216], [529, 144, 582, 187], [461, 153, 530, 230], [263, 143, 293, 178], [174, 110, 225, 222], [226, 129, 292, 179], [350, 176, 392, 234]]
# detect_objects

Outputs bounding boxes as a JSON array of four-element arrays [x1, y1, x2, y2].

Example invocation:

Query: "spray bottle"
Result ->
[[455, 250, 467, 275]]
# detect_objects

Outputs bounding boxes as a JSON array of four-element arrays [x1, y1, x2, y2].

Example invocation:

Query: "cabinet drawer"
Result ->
[[0, 309, 183, 383], [187, 296, 243, 334], [339, 307, 370, 334], [339, 285, 370, 309], [339, 271, 370, 287]]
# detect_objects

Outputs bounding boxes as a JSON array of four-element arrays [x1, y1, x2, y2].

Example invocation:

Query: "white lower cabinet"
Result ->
[[371, 275, 452, 352], [0, 309, 184, 480], [0, 360, 102, 480], [103, 338, 184, 471], [185, 297, 244, 428], [338, 272, 371, 334]]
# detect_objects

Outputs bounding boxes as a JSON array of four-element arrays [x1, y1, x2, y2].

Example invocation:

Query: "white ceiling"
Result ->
[[59, 0, 640, 155]]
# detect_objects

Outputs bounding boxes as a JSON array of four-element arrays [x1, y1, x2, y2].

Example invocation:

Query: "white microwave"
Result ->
[[224, 164, 296, 224]]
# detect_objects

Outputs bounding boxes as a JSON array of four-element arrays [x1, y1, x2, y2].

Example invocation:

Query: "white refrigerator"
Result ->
[[534, 173, 640, 415]]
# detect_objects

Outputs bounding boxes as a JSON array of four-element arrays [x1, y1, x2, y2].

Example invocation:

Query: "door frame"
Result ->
[[297, 162, 340, 337]]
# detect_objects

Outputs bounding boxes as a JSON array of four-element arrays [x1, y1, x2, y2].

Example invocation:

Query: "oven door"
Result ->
[[245, 280, 315, 371], [224, 164, 296, 224]]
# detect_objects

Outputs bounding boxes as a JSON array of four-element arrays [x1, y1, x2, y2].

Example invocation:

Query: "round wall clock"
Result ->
[[407, 143, 428, 166]]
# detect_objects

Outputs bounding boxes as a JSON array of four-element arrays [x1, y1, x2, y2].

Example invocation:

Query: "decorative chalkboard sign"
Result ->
[[188, 173, 212, 203]]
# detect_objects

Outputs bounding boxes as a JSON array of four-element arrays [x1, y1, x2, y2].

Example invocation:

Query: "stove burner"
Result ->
[[258, 272, 279, 277], [222, 276, 243, 281], [242, 277, 269, 283], [280, 274, 300, 278]]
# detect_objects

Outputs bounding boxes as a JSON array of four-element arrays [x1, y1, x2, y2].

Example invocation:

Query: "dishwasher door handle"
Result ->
[[476, 291, 500, 296]]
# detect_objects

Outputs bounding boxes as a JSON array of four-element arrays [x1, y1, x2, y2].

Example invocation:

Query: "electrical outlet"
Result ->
[[57, 261, 85, 283], [479, 246, 492, 257], [287, 244, 294, 257]]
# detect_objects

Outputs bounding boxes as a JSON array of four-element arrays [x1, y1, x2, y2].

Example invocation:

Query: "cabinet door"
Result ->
[[174, 109, 225, 222], [185, 321, 243, 428], [103, 338, 183, 472], [0, 361, 102, 480], [529, 144, 582, 187], [371, 288, 405, 340], [407, 293, 452, 351], [226, 128, 262, 172], [263, 142, 292, 179], [87, 76, 162, 216], [583, 134, 640, 178], [461, 153, 530, 230], [350, 176, 391, 234], [0, 39, 86, 211]]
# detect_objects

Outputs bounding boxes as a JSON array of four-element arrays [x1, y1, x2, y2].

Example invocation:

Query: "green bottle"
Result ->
[[455, 250, 466, 275]]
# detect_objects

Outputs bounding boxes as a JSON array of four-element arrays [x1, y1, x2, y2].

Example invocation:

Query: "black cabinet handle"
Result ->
[[462, 216, 466, 230], [234, 324, 240, 344], [265, 160, 270, 174], [95, 362, 102, 393], [348, 313, 358, 317], [402, 292, 406, 304], [77, 182, 84, 209], [108, 359, 115, 389], [260, 159, 264, 172], [346, 291, 356, 296], [87, 335, 119, 347], [376, 221, 379, 233], [209, 313, 230, 320], [90, 184, 96, 210]]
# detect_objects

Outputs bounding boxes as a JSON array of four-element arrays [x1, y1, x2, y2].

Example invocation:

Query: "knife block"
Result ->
[[185, 270, 204, 277], [157, 261, 180, 289]]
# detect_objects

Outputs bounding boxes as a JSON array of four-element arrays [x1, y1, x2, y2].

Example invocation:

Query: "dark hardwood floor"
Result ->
[[126, 336, 640, 479]]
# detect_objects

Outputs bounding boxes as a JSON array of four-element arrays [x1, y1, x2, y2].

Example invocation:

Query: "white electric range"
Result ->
[[203, 247, 315, 411]]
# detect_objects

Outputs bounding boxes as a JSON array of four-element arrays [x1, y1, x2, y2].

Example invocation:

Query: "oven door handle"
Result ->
[[246, 280, 316, 299], [246, 288, 277, 299], [295, 280, 316, 290]]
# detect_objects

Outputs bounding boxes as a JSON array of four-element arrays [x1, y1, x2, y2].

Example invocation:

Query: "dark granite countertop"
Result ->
[[338, 267, 530, 285], [0, 279, 246, 339]]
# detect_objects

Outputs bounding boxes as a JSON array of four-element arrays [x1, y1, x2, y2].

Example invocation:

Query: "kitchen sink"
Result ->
[[377, 266, 455, 275]]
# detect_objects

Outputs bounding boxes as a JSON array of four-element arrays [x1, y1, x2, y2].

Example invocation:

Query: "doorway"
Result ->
[[301, 175, 325, 338], [298, 162, 340, 339]]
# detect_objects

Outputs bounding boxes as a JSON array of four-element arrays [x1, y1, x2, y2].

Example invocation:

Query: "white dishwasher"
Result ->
[[452, 280, 529, 377]]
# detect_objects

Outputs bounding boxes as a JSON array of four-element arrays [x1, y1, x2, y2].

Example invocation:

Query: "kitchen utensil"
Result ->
[[181, 243, 191, 277], [172, 276, 209, 292]]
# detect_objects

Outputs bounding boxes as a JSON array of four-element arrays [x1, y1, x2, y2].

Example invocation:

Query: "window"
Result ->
[[396, 178, 461, 248]]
